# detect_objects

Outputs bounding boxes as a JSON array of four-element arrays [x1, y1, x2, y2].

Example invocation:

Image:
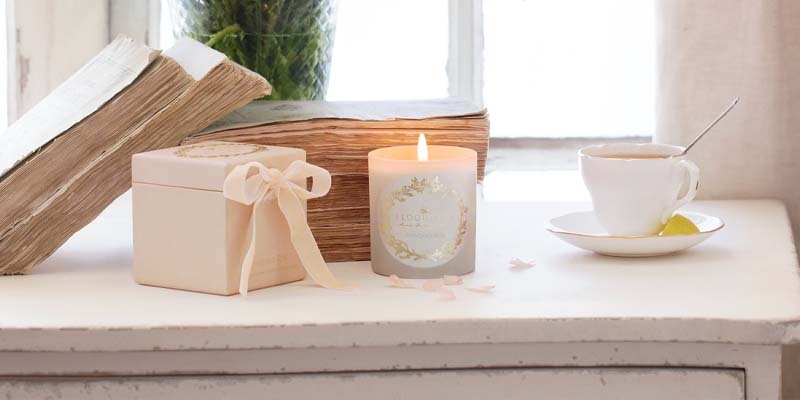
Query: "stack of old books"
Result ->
[[183, 100, 489, 262], [0, 36, 271, 274]]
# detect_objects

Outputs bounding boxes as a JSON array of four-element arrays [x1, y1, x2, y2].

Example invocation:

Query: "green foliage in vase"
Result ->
[[171, 0, 336, 100]]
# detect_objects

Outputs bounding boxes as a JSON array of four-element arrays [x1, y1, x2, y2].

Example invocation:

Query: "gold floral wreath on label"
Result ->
[[380, 176, 468, 262], [175, 142, 269, 158]]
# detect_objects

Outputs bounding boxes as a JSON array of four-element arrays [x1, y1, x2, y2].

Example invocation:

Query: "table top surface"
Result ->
[[0, 194, 799, 352]]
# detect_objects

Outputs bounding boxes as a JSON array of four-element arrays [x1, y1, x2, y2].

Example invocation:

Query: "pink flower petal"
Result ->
[[467, 285, 496, 293], [437, 287, 456, 300], [422, 279, 445, 292], [387, 274, 416, 289], [509, 257, 536, 270], [443, 275, 464, 286]]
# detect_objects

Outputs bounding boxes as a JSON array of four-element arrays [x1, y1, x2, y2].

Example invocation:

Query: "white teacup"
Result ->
[[579, 143, 700, 236]]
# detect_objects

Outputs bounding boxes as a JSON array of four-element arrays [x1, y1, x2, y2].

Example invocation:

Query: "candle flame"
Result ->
[[417, 133, 428, 161]]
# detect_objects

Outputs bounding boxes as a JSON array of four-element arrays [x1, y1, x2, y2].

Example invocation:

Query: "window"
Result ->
[[483, 0, 655, 138], [326, 0, 449, 101], [327, 0, 655, 138], [157, 0, 654, 139]]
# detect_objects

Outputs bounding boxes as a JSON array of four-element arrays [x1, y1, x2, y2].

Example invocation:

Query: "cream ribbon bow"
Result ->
[[223, 160, 350, 295]]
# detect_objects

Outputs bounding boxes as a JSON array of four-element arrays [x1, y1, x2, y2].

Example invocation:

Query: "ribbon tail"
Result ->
[[238, 202, 260, 296], [277, 190, 352, 290]]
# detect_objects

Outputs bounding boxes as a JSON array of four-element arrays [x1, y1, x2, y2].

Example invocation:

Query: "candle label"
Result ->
[[379, 175, 468, 268]]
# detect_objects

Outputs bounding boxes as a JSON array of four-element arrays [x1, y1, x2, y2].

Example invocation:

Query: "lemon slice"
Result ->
[[660, 214, 701, 236]]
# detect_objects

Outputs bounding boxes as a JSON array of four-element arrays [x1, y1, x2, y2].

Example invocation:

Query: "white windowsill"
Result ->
[[482, 170, 588, 202]]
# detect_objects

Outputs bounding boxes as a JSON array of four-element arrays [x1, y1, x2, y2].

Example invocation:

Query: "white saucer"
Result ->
[[546, 211, 724, 257]]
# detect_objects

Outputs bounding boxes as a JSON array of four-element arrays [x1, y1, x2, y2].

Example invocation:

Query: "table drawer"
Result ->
[[0, 367, 744, 400]]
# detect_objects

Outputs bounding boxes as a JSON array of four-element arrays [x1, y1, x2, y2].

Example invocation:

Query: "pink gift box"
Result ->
[[132, 141, 307, 295]]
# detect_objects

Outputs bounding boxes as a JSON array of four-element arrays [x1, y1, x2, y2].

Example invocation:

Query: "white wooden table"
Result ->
[[0, 195, 798, 400]]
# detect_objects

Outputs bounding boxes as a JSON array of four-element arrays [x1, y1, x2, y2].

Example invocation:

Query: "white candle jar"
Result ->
[[368, 145, 477, 278]]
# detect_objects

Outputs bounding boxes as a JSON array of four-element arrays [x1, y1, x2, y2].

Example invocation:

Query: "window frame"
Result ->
[[447, 0, 484, 108]]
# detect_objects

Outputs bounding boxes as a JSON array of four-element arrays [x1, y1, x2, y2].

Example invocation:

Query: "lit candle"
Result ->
[[368, 134, 477, 278]]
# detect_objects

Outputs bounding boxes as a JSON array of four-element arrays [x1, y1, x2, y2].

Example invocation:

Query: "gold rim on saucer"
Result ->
[[545, 215, 725, 239]]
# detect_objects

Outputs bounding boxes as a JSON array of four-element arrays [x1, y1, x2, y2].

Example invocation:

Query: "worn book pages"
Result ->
[[0, 56, 192, 245], [0, 37, 271, 274], [162, 37, 227, 80], [0, 37, 159, 178], [194, 98, 487, 135]]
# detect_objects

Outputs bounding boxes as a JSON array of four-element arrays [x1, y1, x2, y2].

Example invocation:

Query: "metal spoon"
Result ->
[[681, 97, 740, 155]]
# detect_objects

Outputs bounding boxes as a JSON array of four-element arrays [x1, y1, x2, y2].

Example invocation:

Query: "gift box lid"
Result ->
[[132, 141, 306, 191]]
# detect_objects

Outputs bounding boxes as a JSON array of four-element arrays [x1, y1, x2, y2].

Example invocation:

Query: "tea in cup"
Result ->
[[579, 143, 699, 236]]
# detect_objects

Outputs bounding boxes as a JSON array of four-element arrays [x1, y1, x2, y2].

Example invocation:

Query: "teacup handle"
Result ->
[[660, 159, 700, 224]]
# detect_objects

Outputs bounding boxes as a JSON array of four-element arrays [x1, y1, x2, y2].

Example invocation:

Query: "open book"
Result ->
[[0, 36, 271, 274]]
